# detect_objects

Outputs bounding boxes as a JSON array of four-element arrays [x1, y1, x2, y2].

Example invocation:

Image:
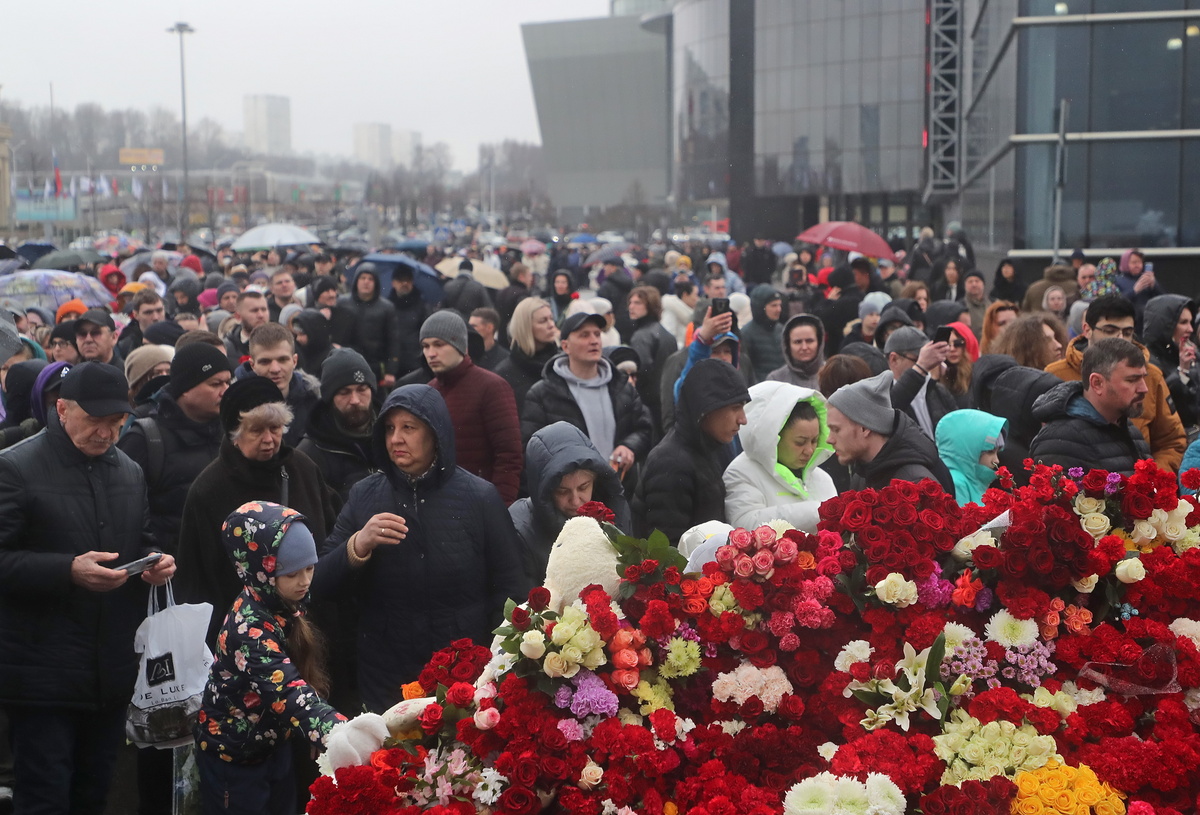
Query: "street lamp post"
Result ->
[[167, 22, 194, 239]]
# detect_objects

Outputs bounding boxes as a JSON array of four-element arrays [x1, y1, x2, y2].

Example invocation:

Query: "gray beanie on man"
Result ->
[[419, 310, 469, 357], [827, 370, 896, 435]]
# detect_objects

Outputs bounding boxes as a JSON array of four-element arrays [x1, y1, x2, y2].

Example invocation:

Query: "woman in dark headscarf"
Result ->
[[544, 269, 577, 326], [990, 258, 1026, 304], [292, 309, 333, 377]]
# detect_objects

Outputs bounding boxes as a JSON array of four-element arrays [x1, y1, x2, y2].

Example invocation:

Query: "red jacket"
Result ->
[[430, 356, 523, 504]]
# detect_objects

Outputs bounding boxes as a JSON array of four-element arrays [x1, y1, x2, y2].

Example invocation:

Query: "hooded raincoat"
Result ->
[[723, 381, 837, 531], [766, 314, 826, 389], [1142, 293, 1199, 430], [196, 502, 345, 764], [509, 422, 631, 584], [935, 409, 1008, 506], [738, 287, 785, 381], [313, 385, 528, 712]]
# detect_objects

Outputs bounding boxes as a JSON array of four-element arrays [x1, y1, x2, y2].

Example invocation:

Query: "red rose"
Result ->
[[497, 786, 540, 815], [576, 501, 615, 523], [449, 660, 478, 682], [445, 682, 475, 708], [510, 606, 531, 631], [740, 695, 764, 719], [1081, 468, 1110, 494], [528, 587, 551, 612], [429, 649, 453, 667], [1123, 491, 1154, 520], [841, 500, 873, 532], [418, 702, 444, 734], [777, 694, 806, 720], [894, 504, 918, 526], [738, 629, 769, 654], [918, 509, 945, 532]]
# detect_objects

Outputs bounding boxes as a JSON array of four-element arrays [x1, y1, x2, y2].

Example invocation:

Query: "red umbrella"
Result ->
[[796, 222, 896, 261]]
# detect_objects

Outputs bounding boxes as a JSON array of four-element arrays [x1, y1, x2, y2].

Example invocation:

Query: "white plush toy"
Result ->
[[321, 515, 624, 774]]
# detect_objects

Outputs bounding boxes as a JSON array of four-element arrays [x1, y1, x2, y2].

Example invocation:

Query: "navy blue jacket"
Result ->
[[313, 385, 529, 713]]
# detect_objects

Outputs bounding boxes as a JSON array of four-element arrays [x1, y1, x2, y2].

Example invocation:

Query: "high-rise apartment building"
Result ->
[[242, 95, 292, 156]]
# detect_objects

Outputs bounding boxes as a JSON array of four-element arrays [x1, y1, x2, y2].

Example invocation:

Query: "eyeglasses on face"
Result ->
[[949, 339, 966, 349], [1093, 324, 1136, 340], [50, 339, 75, 349], [76, 327, 109, 339]]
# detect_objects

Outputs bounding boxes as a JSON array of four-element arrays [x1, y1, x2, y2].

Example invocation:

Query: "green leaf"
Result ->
[[925, 633, 946, 689], [851, 689, 882, 707], [503, 597, 517, 621]]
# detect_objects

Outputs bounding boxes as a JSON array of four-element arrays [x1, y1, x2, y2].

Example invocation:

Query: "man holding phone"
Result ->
[[0, 363, 175, 815]]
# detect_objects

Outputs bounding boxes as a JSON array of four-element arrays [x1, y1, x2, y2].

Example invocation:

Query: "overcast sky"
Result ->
[[2, 0, 610, 170]]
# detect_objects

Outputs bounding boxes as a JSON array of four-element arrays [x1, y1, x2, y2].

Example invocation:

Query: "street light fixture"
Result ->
[[167, 21, 194, 238]]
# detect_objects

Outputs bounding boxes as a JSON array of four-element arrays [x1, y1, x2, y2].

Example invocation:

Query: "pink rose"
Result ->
[[610, 668, 640, 690], [752, 525, 777, 548], [715, 544, 738, 566], [773, 539, 799, 564], [733, 555, 756, 578], [473, 707, 501, 730], [728, 528, 754, 551], [752, 549, 776, 575]]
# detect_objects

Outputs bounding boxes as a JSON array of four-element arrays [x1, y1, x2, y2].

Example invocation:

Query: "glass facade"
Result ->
[[673, 0, 730, 203], [752, 0, 927, 198], [961, 1, 1200, 250], [611, 0, 669, 15]]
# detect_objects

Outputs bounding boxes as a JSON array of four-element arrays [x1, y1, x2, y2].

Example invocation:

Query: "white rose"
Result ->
[[543, 651, 571, 678], [1071, 574, 1099, 593], [578, 760, 604, 790], [1163, 521, 1187, 542], [551, 621, 579, 646], [874, 573, 918, 608], [1115, 558, 1146, 584], [560, 644, 584, 665], [1131, 520, 1157, 545], [1079, 512, 1111, 538], [952, 531, 994, 563], [520, 630, 547, 660], [1074, 495, 1106, 516], [1149, 508, 1169, 531]]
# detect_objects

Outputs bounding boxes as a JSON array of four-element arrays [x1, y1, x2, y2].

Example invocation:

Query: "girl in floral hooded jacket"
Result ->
[[195, 501, 345, 815]]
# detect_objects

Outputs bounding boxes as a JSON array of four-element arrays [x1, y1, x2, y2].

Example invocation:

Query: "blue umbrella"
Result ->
[[0, 270, 113, 311], [568, 233, 597, 245], [357, 254, 444, 306], [15, 242, 57, 264], [772, 241, 794, 257], [384, 237, 430, 253]]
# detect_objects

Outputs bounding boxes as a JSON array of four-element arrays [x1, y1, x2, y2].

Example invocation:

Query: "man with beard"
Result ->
[[298, 349, 378, 501]]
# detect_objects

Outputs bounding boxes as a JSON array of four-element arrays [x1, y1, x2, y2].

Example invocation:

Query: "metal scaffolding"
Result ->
[[924, 0, 961, 202]]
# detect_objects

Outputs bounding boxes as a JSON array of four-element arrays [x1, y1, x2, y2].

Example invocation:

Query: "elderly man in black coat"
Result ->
[[0, 363, 175, 815]]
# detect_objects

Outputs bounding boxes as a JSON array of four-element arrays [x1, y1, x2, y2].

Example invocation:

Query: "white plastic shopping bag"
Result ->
[[126, 580, 213, 749]]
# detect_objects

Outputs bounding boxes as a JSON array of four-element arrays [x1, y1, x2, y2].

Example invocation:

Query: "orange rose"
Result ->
[[610, 630, 634, 651], [638, 648, 653, 667], [612, 648, 639, 670], [402, 681, 426, 700], [795, 551, 816, 570], [681, 597, 708, 615]]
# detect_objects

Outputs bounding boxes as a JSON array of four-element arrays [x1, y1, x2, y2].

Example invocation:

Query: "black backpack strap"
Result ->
[[133, 417, 165, 491]]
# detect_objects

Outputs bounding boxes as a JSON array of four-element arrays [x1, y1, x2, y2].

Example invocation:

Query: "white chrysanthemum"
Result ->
[[767, 518, 797, 537], [942, 622, 975, 651], [831, 777, 871, 815], [984, 609, 1039, 648], [1169, 617, 1200, 649], [834, 640, 874, 672], [863, 773, 906, 815], [472, 768, 507, 806], [818, 742, 839, 761], [784, 774, 836, 815], [719, 720, 746, 736]]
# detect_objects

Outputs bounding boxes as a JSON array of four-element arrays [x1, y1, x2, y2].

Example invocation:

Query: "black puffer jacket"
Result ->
[[597, 268, 635, 342], [738, 287, 785, 382], [0, 412, 156, 709], [509, 422, 631, 584], [633, 359, 749, 543], [293, 309, 333, 377], [521, 355, 654, 461], [389, 286, 430, 378], [629, 317, 678, 432], [988, 365, 1064, 486], [175, 440, 337, 646], [312, 385, 528, 713], [495, 344, 559, 418], [849, 410, 956, 493], [116, 390, 224, 554], [442, 274, 493, 321], [1143, 294, 1199, 429], [1029, 381, 1151, 475], [968, 355, 1019, 412], [338, 265, 402, 378], [297, 400, 377, 503]]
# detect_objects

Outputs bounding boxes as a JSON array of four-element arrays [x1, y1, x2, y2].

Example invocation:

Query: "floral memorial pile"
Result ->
[[310, 463, 1200, 815]]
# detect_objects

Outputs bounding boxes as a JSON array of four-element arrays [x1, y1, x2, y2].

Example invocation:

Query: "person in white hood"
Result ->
[[723, 380, 838, 532]]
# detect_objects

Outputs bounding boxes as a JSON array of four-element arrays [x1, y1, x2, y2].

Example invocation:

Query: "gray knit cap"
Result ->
[[419, 310, 469, 357], [827, 370, 896, 435]]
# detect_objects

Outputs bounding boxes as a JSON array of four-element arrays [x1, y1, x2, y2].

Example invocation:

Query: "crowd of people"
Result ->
[[0, 225, 1194, 814]]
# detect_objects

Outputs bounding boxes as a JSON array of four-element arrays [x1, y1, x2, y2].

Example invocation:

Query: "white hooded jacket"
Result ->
[[723, 381, 838, 532]]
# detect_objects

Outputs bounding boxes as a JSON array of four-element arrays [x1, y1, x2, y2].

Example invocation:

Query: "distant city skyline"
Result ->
[[0, 0, 609, 170]]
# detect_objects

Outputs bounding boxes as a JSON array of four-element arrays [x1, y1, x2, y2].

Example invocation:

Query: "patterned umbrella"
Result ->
[[0, 270, 114, 311]]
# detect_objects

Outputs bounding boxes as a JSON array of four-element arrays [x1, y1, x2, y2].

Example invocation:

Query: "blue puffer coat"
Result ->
[[313, 385, 529, 712]]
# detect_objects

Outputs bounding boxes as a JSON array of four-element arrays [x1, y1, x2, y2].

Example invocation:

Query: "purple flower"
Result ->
[[553, 685, 574, 710], [974, 587, 995, 612], [1069, 467, 1085, 479]]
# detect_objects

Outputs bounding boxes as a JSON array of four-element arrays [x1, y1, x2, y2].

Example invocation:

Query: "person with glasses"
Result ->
[[1046, 294, 1186, 472], [73, 309, 123, 370], [47, 321, 81, 364], [883, 326, 957, 440]]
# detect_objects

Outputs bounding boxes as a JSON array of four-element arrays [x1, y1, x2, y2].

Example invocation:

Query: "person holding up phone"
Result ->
[[0, 363, 175, 815]]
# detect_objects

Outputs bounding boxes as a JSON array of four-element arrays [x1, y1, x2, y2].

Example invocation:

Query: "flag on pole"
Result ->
[[69, 176, 77, 198], [80, 176, 92, 195], [43, 178, 52, 199], [99, 175, 112, 198], [131, 177, 143, 201], [52, 150, 63, 198], [111, 176, 119, 197], [162, 178, 169, 199]]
